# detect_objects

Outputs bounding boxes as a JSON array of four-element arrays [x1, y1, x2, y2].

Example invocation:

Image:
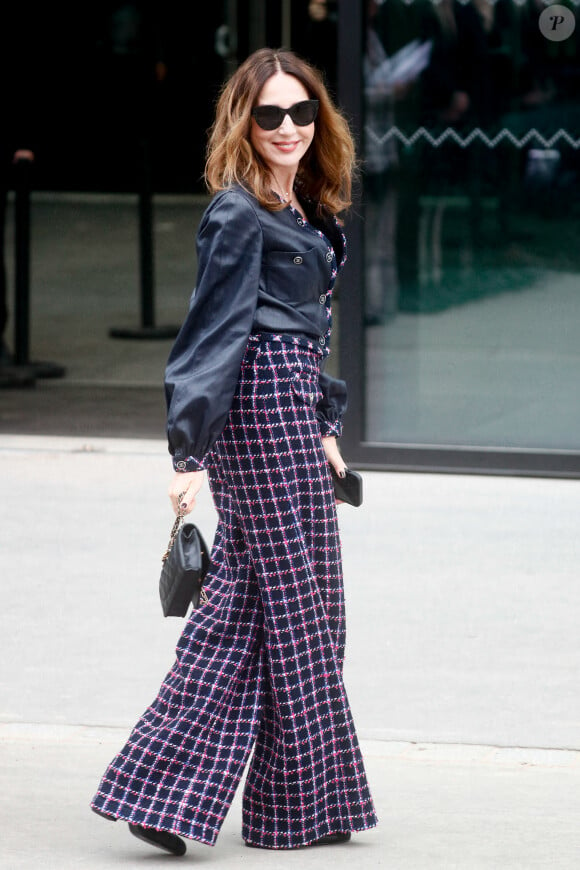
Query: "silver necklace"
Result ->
[[272, 174, 293, 204]]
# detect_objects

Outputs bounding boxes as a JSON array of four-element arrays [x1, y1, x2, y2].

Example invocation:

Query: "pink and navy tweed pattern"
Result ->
[[91, 335, 377, 848]]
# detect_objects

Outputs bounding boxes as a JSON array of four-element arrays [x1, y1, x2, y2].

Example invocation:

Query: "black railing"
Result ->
[[109, 137, 180, 340], [12, 156, 65, 380]]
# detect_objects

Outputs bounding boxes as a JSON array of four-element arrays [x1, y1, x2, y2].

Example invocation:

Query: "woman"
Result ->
[[91, 47, 378, 856]]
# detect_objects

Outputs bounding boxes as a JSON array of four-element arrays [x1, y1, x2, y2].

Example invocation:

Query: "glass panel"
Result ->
[[363, 0, 580, 450]]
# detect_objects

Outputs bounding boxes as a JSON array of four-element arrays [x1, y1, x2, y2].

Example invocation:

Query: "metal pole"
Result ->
[[337, 0, 365, 455], [139, 136, 155, 329], [13, 157, 31, 365], [249, 0, 267, 52], [109, 136, 179, 340], [11, 156, 65, 378], [281, 0, 292, 48]]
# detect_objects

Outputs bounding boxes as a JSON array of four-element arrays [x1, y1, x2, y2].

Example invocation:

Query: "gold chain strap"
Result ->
[[162, 491, 186, 562], [161, 492, 209, 605]]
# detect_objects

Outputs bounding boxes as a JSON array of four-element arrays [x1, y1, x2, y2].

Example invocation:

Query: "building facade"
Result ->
[[337, 0, 580, 477], [3, 0, 579, 476]]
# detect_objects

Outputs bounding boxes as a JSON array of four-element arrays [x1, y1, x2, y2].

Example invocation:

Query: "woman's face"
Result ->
[[250, 72, 315, 178]]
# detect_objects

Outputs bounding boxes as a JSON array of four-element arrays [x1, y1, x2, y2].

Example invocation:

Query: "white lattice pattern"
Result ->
[[365, 125, 580, 149], [394, 0, 580, 6]]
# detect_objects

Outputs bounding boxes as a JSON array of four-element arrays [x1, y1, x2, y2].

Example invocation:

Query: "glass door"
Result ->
[[339, 0, 580, 476]]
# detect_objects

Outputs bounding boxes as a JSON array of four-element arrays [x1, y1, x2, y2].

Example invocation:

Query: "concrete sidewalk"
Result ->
[[2, 723, 579, 869], [1, 434, 580, 868]]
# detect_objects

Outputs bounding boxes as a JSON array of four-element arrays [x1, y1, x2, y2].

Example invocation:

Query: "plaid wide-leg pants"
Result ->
[[91, 334, 377, 848]]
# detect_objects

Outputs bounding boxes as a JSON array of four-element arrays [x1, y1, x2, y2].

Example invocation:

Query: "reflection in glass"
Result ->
[[363, 0, 580, 450]]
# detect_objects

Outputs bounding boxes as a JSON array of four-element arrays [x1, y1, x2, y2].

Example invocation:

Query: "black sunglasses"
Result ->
[[251, 99, 319, 131]]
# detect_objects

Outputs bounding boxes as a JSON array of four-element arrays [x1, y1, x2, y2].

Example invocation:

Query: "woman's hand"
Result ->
[[322, 435, 347, 477], [168, 470, 205, 515]]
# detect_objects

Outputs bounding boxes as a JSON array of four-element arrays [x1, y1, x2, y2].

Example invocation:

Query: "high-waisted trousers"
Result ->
[[91, 334, 378, 849]]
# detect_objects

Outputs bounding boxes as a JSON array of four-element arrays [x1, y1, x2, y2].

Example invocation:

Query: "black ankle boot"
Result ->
[[246, 831, 351, 849], [312, 831, 351, 845], [129, 823, 187, 856], [91, 806, 116, 822]]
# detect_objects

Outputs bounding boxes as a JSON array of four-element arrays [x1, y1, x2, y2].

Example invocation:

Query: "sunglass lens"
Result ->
[[253, 106, 283, 130], [291, 101, 318, 126]]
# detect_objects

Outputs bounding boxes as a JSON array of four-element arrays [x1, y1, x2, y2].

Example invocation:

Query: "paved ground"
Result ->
[[1, 434, 580, 868], [3, 723, 580, 870], [1, 194, 580, 867], [0, 383, 166, 439], [0, 193, 205, 439]]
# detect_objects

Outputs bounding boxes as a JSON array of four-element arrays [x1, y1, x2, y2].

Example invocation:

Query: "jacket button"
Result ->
[[319, 336, 326, 346], [319, 294, 326, 304], [296, 218, 304, 226], [325, 251, 333, 262], [176, 460, 186, 470], [293, 256, 303, 265]]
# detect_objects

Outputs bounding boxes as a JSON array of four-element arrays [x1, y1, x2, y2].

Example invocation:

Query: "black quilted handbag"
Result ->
[[159, 509, 210, 617]]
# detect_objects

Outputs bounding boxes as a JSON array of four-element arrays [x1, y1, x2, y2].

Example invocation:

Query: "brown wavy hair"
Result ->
[[205, 48, 356, 216]]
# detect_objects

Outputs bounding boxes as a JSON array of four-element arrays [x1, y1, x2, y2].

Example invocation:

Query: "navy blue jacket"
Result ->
[[165, 185, 348, 472]]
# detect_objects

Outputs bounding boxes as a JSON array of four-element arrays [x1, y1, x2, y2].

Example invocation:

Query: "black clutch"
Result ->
[[331, 467, 363, 507], [159, 513, 210, 617]]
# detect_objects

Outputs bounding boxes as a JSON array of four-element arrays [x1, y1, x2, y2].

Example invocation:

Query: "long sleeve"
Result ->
[[316, 367, 348, 438], [165, 190, 263, 471]]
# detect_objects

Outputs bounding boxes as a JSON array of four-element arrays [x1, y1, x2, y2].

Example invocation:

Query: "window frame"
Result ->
[[336, 0, 580, 479]]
